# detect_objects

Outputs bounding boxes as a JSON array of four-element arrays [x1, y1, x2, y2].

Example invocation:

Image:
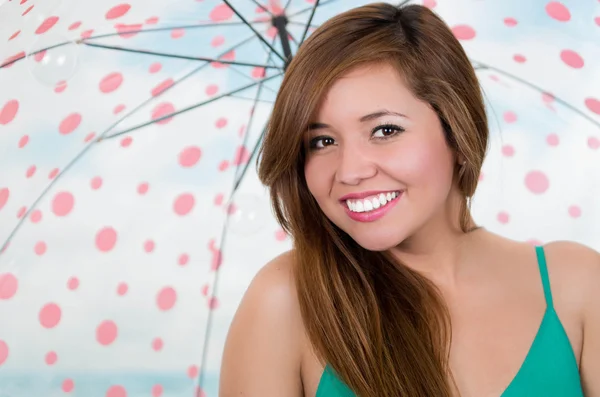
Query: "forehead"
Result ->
[[313, 62, 416, 121]]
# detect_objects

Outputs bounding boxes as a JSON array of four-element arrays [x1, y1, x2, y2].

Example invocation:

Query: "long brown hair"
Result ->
[[257, 2, 488, 396]]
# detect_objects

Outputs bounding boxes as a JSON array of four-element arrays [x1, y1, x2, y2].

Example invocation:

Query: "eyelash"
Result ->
[[308, 123, 405, 151]]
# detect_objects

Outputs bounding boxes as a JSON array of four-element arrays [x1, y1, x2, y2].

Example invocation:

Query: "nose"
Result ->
[[334, 144, 377, 185]]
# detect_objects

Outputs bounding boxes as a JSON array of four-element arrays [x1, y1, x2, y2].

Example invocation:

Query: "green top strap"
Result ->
[[535, 246, 553, 308]]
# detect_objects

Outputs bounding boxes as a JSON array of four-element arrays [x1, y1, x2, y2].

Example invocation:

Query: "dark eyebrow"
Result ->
[[307, 109, 408, 131]]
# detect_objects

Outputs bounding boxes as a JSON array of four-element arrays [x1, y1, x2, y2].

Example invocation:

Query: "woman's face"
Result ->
[[304, 62, 460, 251]]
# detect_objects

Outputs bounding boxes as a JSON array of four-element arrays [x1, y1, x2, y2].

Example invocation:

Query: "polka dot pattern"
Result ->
[[0, 2, 597, 397]]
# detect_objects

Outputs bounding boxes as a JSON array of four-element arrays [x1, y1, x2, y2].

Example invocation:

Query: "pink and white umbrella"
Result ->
[[0, 0, 599, 396]]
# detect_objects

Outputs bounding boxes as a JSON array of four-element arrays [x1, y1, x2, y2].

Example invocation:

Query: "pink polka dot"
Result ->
[[81, 29, 94, 39], [149, 62, 162, 73], [233, 145, 250, 165], [451, 24, 476, 40], [171, 28, 185, 39], [218, 160, 229, 172], [503, 111, 517, 123], [137, 182, 149, 195], [187, 365, 199, 379], [151, 102, 175, 125], [151, 384, 163, 397], [18, 135, 29, 148], [215, 118, 228, 129], [568, 205, 581, 218], [504, 17, 518, 27], [157, 287, 177, 311], [211, 250, 222, 271], [546, 133, 559, 146], [0, 188, 9, 211], [62, 379, 74, 392], [422, 0, 436, 8], [34, 241, 47, 255], [179, 146, 202, 167], [26, 165, 36, 178], [0, 273, 18, 300], [0, 100, 19, 125], [144, 240, 155, 253], [497, 211, 510, 224], [39, 303, 61, 328], [22, 5, 33, 16], [106, 385, 127, 397], [525, 170, 549, 194], [585, 98, 600, 115], [546, 2, 570, 22], [54, 80, 68, 93], [173, 193, 195, 216], [595, 17, 600, 27], [560, 49, 583, 68], [67, 277, 79, 290], [35, 16, 59, 35], [45, 351, 57, 365], [542, 92, 555, 104], [208, 296, 219, 310], [214, 193, 224, 206], [17, 206, 27, 219], [275, 229, 287, 241], [99, 72, 123, 93], [52, 191, 75, 216], [9, 30, 20, 41], [96, 227, 117, 252], [30, 209, 42, 223], [68, 21, 81, 30], [201, 284, 210, 297], [119, 137, 132, 148], [84, 132, 96, 142], [59, 113, 82, 135], [501, 145, 515, 157], [91, 176, 103, 190], [252, 67, 265, 79], [152, 338, 163, 351], [206, 84, 218, 96], [513, 54, 527, 63], [117, 283, 128, 296], [151, 79, 174, 97], [587, 137, 599, 149], [97, 320, 118, 345], [106, 4, 131, 20], [211, 35, 225, 47], [210, 4, 234, 21], [49, 168, 59, 179], [178, 254, 189, 266], [0, 340, 8, 366], [113, 104, 126, 114], [146, 16, 159, 25]]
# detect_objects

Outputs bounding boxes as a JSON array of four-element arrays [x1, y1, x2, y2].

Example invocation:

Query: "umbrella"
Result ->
[[0, 0, 599, 396]]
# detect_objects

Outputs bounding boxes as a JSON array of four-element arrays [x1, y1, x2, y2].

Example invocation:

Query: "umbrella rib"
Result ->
[[472, 59, 600, 130], [300, 0, 319, 45], [101, 72, 283, 140], [287, 0, 340, 19], [0, 32, 276, 253], [222, 0, 286, 63], [197, 35, 280, 390], [83, 41, 282, 70], [249, 0, 273, 17]]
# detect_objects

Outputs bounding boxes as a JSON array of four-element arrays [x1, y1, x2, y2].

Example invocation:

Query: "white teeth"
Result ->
[[371, 197, 380, 209], [346, 191, 401, 213], [378, 193, 387, 206]]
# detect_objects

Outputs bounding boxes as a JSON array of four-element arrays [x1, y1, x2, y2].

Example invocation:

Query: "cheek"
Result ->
[[382, 137, 454, 187], [304, 156, 330, 199]]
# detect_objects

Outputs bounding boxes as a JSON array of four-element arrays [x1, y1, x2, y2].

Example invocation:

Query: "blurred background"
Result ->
[[0, 0, 599, 396]]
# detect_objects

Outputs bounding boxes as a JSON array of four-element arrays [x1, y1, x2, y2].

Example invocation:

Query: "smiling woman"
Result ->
[[219, 2, 599, 397]]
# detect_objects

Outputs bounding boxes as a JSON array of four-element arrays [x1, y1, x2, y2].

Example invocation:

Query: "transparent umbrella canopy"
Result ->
[[0, 0, 599, 396]]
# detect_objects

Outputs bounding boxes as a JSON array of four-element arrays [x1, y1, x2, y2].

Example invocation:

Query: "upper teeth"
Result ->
[[346, 191, 400, 213]]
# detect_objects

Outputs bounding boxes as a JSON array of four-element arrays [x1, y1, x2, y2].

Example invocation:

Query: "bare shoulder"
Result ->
[[219, 250, 305, 397], [542, 240, 600, 315]]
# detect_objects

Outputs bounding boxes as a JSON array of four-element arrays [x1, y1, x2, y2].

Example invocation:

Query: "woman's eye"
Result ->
[[309, 136, 335, 150], [372, 124, 404, 138]]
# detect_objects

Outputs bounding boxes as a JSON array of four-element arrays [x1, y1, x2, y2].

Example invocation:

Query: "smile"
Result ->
[[343, 191, 403, 222]]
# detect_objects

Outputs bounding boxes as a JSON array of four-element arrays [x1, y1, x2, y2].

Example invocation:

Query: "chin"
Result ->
[[346, 230, 406, 252]]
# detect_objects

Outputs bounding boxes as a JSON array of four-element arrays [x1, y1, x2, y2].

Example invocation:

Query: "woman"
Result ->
[[219, 2, 599, 396]]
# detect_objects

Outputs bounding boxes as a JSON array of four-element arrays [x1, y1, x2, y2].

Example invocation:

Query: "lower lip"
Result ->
[[343, 192, 403, 223]]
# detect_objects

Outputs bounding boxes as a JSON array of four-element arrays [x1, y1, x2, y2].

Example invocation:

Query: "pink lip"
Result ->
[[343, 191, 403, 223], [339, 189, 400, 201]]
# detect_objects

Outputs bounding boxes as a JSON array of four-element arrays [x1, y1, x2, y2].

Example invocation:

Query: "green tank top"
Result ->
[[316, 246, 583, 396]]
